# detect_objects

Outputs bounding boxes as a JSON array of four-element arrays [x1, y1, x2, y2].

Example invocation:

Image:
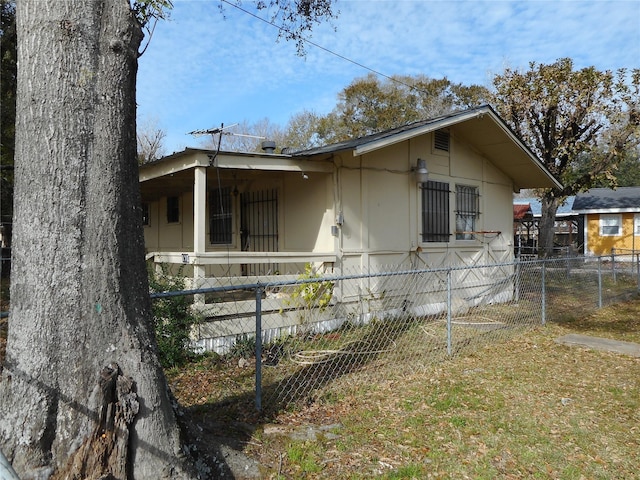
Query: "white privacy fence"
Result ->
[[152, 253, 640, 413]]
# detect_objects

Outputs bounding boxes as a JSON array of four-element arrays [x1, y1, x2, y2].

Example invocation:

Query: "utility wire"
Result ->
[[219, 0, 426, 94]]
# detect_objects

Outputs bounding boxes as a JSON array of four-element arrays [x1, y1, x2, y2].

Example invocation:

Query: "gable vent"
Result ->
[[434, 129, 450, 152]]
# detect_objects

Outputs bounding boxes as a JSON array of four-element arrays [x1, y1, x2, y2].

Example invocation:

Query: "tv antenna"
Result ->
[[189, 123, 267, 166], [188, 123, 266, 140]]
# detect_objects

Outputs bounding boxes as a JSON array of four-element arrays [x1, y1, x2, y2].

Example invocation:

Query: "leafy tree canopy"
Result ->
[[318, 73, 491, 144], [492, 58, 640, 197], [492, 58, 640, 256]]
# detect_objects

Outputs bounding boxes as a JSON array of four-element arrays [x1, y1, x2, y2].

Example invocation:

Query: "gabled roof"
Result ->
[[572, 187, 640, 213], [514, 196, 576, 218], [294, 105, 562, 191]]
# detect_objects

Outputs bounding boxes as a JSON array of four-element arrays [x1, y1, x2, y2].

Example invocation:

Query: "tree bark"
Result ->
[[0, 1, 192, 478], [538, 195, 560, 258]]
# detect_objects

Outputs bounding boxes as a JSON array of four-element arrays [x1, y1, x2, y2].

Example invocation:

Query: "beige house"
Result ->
[[139, 105, 561, 350]]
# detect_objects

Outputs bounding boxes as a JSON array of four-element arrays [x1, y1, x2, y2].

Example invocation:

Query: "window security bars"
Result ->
[[455, 185, 480, 240], [241, 189, 279, 275], [421, 180, 450, 242], [209, 188, 233, 244]]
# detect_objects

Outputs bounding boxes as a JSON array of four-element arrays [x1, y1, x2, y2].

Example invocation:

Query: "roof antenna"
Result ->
[[189, 124, 228, 166], [189, 124, 267, 164]]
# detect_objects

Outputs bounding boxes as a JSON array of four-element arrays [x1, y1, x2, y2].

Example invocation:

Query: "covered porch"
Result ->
[[139, 148, 338, 314]]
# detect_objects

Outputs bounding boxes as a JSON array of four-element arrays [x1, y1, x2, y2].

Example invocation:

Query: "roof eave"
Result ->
[[353, 106, 562, 191]]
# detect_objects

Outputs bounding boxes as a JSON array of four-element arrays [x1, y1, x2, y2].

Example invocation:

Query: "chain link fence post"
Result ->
[[447, 268, 452, 355], [541, 259, 546, 326], [514, 257, 521, 302], [255, 285, 263, 411], [598, 256, 603, 308]]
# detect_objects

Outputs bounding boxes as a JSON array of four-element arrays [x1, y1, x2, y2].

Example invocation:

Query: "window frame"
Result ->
[[599, 214, 622, 237], [634, 213, 640, 236]]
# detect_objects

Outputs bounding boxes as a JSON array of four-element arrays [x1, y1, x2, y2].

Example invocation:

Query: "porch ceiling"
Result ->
[[139, 169, 195, 201]]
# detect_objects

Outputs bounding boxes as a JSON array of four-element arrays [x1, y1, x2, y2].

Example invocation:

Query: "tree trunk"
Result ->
[[0, 1, 192, 478], [538, 195, 560, 258]]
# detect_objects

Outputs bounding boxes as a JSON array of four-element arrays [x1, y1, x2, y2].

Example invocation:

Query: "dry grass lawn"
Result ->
[[170, 296, 640, 479]]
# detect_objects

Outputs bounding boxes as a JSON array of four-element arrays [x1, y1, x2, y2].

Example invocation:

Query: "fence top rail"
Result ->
[[149, 252, 640, 300], [151, 259, 531, 300]]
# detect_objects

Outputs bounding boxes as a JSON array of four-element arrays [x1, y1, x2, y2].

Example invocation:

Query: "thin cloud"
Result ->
[[137, 0, 640, 153]]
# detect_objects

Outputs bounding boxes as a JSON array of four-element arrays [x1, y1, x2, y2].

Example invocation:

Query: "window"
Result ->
[[599, 214, 621, 236], [635, 214, 640, 236], [167, 196, 180, 223], [141, 202, 150, 226], [210, 188, 233, 244], [421, 180, 450, 242], [455, 185, 479, 240]]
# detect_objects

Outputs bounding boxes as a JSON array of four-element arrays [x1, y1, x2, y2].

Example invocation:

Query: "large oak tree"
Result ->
[[0, 0, 335, 478], [492, 58, 640, 256], [314, 73, 491, 145]]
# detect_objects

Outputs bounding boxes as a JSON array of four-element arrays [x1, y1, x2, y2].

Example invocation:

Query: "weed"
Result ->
[[228, 334, 256, 359], [148, 263, 201, 368], [285, 263, 334, 329]]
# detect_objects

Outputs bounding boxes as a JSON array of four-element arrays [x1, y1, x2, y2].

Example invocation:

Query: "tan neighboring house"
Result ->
[[139, 105, 561, 351]]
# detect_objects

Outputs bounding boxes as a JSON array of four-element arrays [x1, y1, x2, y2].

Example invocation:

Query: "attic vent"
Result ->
[[434, 129, 450, 152]]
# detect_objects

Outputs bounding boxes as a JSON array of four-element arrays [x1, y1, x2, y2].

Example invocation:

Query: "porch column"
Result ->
[[193, 166, 207, 305]]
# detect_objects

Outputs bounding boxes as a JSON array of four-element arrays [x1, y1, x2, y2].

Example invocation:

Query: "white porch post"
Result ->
[[193, 166, 207, 306]]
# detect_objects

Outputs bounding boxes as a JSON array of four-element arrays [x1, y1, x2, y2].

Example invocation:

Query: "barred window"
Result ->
[[421, 180, 450, 242], [210, 188, 233, 244], [455, 185, 479, 240]]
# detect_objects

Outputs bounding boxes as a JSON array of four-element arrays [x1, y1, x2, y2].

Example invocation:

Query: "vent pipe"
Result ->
[[261, 140, 276, 153]]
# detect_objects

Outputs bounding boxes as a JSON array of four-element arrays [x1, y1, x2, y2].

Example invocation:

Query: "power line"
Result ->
[[219, 0, 423, 93]]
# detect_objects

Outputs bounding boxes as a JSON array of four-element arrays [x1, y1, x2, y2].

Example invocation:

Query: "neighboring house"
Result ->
[[139, 105, 561, 351], [513, 196, 578, 256], [572, 187, 640, 257]]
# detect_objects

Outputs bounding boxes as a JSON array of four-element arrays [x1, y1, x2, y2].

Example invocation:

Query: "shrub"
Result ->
[[148, 263, 200, 368]]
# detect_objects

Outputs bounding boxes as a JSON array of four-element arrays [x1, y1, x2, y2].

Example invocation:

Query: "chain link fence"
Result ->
[[166, 253, 640, 413]]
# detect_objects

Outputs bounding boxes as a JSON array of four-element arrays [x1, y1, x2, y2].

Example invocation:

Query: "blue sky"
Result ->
[[136, 0, 640, 154]]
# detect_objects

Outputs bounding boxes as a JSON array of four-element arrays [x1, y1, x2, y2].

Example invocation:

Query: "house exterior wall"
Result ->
[[282, 172, 335, 252], [334, 130, 514, 273], [584, 212, 640, 256]]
